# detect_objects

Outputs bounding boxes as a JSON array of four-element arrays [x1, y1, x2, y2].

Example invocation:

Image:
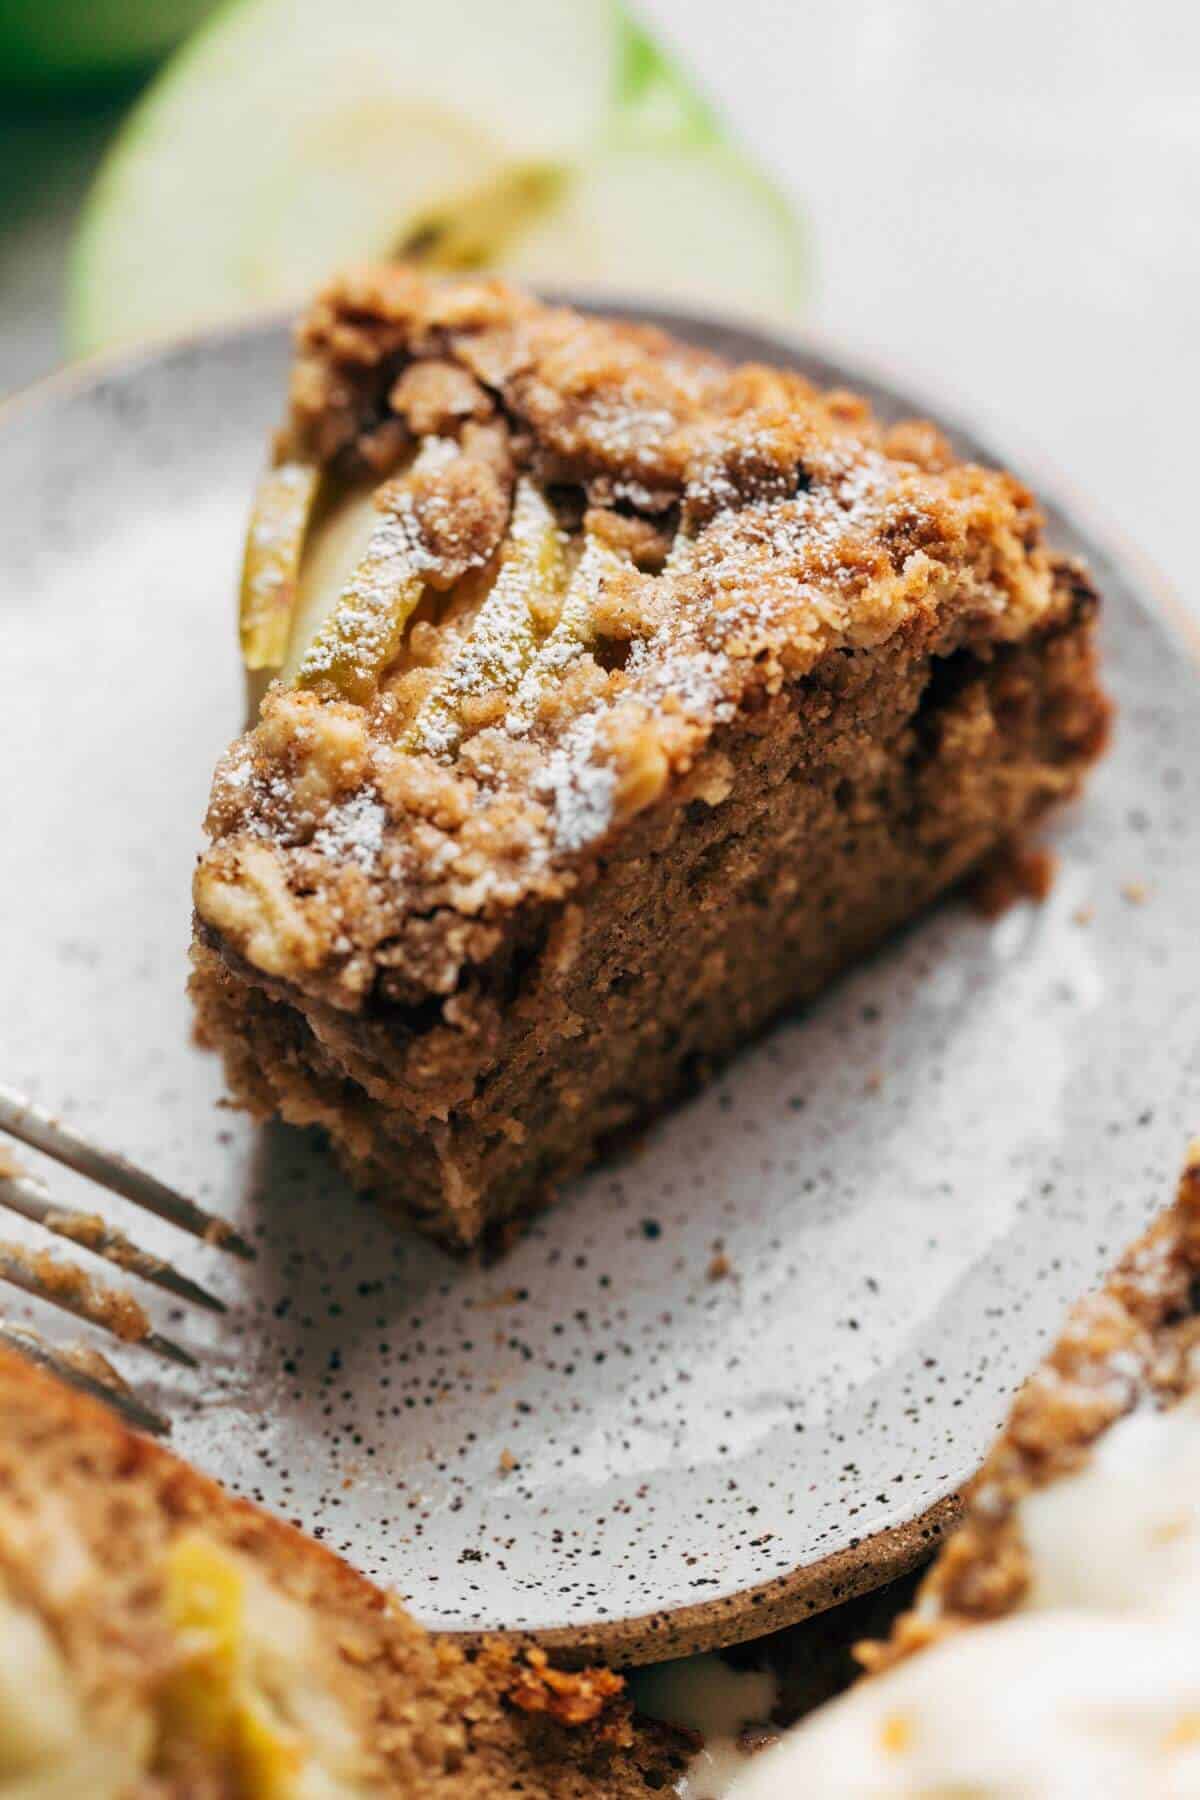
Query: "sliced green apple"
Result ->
[[506, 529, 626, 730], [243, 476, 380, 719], [404, 477, 566, 757], [393, 163, 568, 274], [503, 140, 805, 324], [69, 0, 804, 355], [292, 445, 460, 703], [238, 461, 322, 672], [611, 11, 721, 149], [282, 481, 381, 685], [232, 108, 520, 308], [68, 0, 621, 352]]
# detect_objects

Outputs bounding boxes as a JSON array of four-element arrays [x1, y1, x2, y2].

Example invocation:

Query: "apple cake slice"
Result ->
[[191, 270, 1110, 1248], [0, 1343, 682, 1796], [727, 1145, 1200, 1794]]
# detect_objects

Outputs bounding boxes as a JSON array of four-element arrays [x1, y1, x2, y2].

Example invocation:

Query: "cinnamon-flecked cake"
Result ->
[[191, 270, 1111, 1248], [0, 1344, 682, 1796], [727, 1146, 1200, 1794]]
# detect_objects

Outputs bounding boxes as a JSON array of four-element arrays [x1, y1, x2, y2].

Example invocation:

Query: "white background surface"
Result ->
[[638, 0, 1200, 614], [4, 0, 1198, 615]]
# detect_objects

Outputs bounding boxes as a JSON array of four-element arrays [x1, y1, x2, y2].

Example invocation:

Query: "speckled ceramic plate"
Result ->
[[1, 302, 1197, 1665]]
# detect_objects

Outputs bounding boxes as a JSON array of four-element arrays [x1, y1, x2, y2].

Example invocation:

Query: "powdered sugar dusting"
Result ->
[[520, 446, 902, 853], [577, 399, 679, 463], [294, 441, 458, 689], [534, 635, 735, 854], [217, 740, 295, 829], [220, 741, 254, 792], [234, 290, 1055, 907], [506, 532, 622, 735], [686, 448, 895, 595], [537, 710, 618, 854], [311, 791, 387, 871], [409, 477, 565, 759]]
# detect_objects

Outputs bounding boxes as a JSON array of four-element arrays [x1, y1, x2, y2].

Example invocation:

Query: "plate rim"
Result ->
[[3, 299, 1197, 1665]]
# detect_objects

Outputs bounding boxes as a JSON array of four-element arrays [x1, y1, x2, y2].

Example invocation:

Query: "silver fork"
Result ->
[[0, 1082, 252, 1435]]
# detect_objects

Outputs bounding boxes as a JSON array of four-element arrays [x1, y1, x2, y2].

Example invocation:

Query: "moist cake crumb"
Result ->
[[967, 840, 1058, 919]]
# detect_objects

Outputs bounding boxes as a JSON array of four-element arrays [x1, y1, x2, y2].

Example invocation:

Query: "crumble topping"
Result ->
[[197, 270, 1073, 1005], [505, 1646, 625, 1728]]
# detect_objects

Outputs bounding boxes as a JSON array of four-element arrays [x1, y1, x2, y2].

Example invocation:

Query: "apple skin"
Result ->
[[613, 11, 721, 148], [0, 0, 217, 90]]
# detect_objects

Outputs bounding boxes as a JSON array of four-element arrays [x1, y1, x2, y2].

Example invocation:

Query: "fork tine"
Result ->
[[0, 1323, 169, 1435], [0, 1245, 197, 1369], [0, 1083, 254, 1260], [0, 1165, 226, 1315]]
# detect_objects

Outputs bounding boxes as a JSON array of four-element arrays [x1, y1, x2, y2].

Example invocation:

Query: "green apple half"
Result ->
[[68, 0, 805, 354]]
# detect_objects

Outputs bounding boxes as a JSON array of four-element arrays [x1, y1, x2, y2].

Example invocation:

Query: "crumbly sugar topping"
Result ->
[[310, 791, 388, 872], [196, 269, 1072, 1004], [538, 709, 618, 855]]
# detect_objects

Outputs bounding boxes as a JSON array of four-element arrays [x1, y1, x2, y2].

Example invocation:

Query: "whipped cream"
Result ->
[[1021, 1390, 1200, 1617], [726, 1612, 1200, 1798], [725, 1392, 1200, 1797], [632, 1653, 777, 1797]]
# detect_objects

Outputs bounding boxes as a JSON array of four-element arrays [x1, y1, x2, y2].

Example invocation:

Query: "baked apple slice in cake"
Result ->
[[191, 271, 1110, 1248]]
